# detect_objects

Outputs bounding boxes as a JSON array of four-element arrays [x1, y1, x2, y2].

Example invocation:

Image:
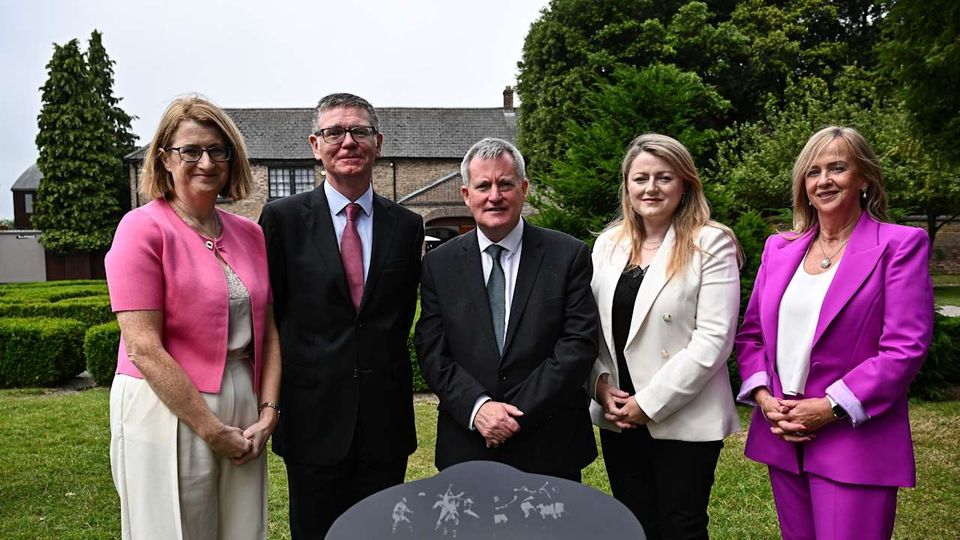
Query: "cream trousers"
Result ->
[[110, 357, 267, 540]]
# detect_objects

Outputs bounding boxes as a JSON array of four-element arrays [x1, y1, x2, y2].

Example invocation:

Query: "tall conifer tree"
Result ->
[[33, 35, 128, 252]]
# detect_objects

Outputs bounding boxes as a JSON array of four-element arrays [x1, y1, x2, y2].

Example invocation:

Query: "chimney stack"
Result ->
[[503, 86, 515, 112]]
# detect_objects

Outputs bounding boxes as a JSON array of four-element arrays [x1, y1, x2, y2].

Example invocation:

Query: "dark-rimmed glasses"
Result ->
[[166, 145, 232, 163], [314, 125, 378, 145]]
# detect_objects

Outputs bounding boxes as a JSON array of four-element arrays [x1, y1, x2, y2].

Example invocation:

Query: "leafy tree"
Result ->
[[516, 0, 885, 174], [86, 30, 137, 212], [878, 0, 960, 165], [33, 38, 121, 253], [531, 63, 730, 240]]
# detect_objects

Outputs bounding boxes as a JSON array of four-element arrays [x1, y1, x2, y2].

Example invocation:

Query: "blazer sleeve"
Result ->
[[415, 253, 491, 429], [633, 228, 740, 423], [105, 210, 164, 312], [587, 233, 614, 401], [834, 227, 933, 421], [506, 241, 600, 427], [734, 235, 776, 404]]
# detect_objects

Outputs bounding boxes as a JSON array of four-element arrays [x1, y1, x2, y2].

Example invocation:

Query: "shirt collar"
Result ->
[[324, 181, 374, 217], [477, 219, 524, 254]]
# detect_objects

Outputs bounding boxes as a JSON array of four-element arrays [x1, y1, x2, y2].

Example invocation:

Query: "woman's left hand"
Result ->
[[615, 396, 651, 426], [768, 397, 835, 442], [233, 409, 279, 465]]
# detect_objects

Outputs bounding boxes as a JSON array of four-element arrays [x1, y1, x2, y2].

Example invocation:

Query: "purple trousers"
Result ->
[[769, 466, 898, 540]]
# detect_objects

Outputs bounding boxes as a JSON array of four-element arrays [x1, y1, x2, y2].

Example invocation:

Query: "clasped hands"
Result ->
[[206, 409, 279, 465], [754, 389, 836, 443], [475, 400, 524, 448], [596, 375, 650, 429]]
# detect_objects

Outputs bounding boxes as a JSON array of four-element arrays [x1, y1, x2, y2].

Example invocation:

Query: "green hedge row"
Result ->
[[914, 314, 960, 401], [0, 317, 86, 387], [0, 295, 113, 327], [0, 280, 108, 304], [84, 321, 120, 386]]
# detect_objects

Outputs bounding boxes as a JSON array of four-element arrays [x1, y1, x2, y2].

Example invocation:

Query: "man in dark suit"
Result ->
[[415, 137, 599, 481], [259, 93, 423, 538]]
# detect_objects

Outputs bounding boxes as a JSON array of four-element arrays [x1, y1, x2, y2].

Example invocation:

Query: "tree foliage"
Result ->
[[531, 64, 730, 240], [33, 32, 136, 253], [879, 0, 960, 165]]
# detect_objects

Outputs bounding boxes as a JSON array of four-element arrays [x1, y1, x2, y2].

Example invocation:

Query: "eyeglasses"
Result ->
[[314, 125, 378, 145], [165, 145, 232, 163]]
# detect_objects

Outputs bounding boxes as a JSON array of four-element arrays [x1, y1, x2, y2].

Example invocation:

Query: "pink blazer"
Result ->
[[105, 199, 272, 394], [735, 213, 933, 487]]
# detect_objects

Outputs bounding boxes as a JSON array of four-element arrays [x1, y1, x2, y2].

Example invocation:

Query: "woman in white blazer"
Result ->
[[588, 133, 742, 539]]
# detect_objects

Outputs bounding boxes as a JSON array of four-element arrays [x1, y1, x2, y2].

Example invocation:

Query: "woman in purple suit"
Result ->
[[735, 126, 933, 539]]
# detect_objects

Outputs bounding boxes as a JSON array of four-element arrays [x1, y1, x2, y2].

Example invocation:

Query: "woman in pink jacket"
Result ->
[[735, 126, 933, 539], [106, 96, 281, 539]]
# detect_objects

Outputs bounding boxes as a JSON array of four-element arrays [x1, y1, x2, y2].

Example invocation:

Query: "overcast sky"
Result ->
[[0, 0, 550, 220]]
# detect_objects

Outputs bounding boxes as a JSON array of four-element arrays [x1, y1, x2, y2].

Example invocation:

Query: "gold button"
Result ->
[[662, 313, 672, 322], [660, 349, 669, 358]]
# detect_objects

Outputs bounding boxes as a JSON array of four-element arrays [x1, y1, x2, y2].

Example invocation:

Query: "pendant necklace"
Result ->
[[172, 200, 222, 249], [817, 234, 849, 269]]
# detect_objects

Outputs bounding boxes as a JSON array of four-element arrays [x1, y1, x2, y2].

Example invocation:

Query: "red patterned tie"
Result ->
[[341, 203, 364, 310]]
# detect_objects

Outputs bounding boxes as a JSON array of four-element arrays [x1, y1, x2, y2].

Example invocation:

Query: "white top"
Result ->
[[325, 181, 374, 281], [777, 259, 839, 395]]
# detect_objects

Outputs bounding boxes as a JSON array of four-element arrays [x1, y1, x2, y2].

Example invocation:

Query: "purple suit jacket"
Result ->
[[735, 213, 933, 487]]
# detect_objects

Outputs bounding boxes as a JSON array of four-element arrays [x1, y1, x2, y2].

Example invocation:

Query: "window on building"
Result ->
[[24, 193, 34, 213], [269, 167, 315, 199]]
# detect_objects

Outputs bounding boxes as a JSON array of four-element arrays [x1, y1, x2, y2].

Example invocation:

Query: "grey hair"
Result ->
[[314, 93, 380, 131], [460, 137, 526, 185]]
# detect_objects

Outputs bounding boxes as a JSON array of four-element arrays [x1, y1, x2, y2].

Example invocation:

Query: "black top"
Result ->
[[612, 265, 645, 395]]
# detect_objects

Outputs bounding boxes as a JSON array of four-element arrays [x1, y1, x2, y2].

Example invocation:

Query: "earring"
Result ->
[[808, 200, 812, 206], [861, 189, 867, 199]]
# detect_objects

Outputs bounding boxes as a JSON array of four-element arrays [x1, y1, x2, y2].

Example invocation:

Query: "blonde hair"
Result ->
[[139, 95, 253, 201], [607, 133, 742, 276], [790, 126, 888, 233]]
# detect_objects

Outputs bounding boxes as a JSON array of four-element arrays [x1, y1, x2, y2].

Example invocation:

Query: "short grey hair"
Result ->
[[314, 93, 380, 131], [460, 137, 526, 186]]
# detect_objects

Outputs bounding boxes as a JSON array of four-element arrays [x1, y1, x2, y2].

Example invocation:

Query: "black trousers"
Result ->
[[284, 437, 408, 539], [600, 425, 722, 540]]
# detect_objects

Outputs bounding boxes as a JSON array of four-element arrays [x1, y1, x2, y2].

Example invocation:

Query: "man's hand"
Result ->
[[474, 401, 523, 448]]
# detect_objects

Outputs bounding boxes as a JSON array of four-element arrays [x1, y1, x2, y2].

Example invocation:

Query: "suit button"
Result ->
[[660, 349, 669, 359], [499, 373, 507, 382], [353, 369, 359, 380], [662, 313, 672, 322]]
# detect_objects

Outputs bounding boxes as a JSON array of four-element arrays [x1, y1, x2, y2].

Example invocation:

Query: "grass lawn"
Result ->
[[935, 286, 960, 307], [1, 389, 958, 539]]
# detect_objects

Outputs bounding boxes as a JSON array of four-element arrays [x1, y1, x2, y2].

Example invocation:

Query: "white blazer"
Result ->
[[588, 224, 741, 441]]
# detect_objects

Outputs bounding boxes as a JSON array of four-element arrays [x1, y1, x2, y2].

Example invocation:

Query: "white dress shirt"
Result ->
[[470, 220, 524, 429], [325, 181, 374, 281], [777, 260, 839, 395]]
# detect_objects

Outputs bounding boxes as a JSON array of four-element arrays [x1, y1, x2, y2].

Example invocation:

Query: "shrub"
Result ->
[[0, 295, 113, 327], [912, 314, 960, 401], [84, 321, 120, 386], [0, 280, 107, 304], [0, 317, 86, 387]]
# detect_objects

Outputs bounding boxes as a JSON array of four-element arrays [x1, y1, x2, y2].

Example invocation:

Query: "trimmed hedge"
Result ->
[[0, 280, 107, 304], [84, 321, 120, 386], [0, 295, 113, 327], [0, 317, 86, 387], [913, 314, 960, 401]]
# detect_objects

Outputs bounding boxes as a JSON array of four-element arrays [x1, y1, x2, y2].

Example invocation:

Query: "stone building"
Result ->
[[124, 88, 519, 244]]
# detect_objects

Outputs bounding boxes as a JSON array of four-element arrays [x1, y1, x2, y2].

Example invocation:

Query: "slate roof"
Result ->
[[126, 107, 518, 162], [11, 163, 41, 191]]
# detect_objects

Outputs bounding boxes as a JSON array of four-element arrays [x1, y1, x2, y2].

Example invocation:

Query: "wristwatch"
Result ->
[[827, 396, 848, 419]]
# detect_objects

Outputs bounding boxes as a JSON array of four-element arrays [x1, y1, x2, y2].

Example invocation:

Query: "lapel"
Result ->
[[597, 230, 631, 363], [503, 222, 545, 356], [623, 226, 675, 350], [304, 184, 351, 305], [458, 230, 501, 360], [359, 194, 397, 313], [758, 229, 813, 364], [812, 213, 884, 345]]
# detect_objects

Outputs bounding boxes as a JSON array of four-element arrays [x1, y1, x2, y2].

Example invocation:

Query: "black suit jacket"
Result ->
[[415, 222, 599, 475], [260, 184, 424, 465]]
